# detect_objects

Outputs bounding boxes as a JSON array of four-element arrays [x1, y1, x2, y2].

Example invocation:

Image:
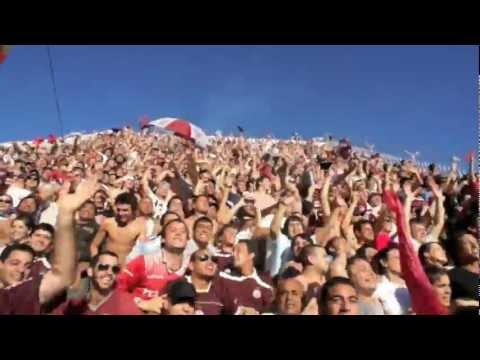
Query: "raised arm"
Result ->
[[39, 172, 98, 305], [383, 190, 448, 315], [426, 176, 445, 241], [320, 172, 332, 218]]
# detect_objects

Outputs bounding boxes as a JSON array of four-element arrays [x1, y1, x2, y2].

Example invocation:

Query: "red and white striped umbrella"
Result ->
[[149, 117, 209, 147]]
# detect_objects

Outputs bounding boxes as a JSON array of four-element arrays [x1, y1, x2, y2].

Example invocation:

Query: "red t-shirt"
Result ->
[[52, 289, 143, 315], [116, 249, 187, 300], [0, 274, 43, 315]]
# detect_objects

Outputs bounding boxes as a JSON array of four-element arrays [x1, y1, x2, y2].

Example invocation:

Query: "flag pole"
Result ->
[[45, 45, 65, 137]]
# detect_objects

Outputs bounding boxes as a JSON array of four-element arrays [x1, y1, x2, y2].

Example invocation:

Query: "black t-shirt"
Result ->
[[448, 267, 478, 301], [75, 221, 100, 262]]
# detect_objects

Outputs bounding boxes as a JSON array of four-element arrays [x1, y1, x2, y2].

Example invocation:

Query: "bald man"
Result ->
[[275, 278, 306, 315]]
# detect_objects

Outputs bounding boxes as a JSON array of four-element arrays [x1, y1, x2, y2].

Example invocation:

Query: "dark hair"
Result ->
[[193, 216, 213, 232], [217, 223, 237, 238], [114, 192, 138, 212], [372, 244, 399, 275], [89, 251, 119, 268], [282, 215, 305, 237], [32, 223, 55, 238], [237, 239, 258, 258], [346, 255, 370, 274], [0, 243, 35, 262], [355, 244, 376, 260], [424, 265, 448, 285], [291, 233, 313, 251], [298, 244, 323, 267], [353, 220, 372, 234], [80, 200, 96, 213], [12, 215, 35, 233], [319, 277, 357, 311], [160, 211, 181, 226]]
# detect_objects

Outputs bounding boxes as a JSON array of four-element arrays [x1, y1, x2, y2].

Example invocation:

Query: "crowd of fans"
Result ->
[[0, 127, 478, 315]]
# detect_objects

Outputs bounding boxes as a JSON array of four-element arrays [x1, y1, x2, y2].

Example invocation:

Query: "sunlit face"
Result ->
[[195, 196, 209, 215], [287, 220, 304, 239], [164, 221, 188, 250], [324, 284, 360, 315], [115, 204, 134, 225], [10, 220, 30, 242], [139, 197, 154, 217], [190, 250, 218, 279], [357, 223, 374, 242], [0, 250, 33, 286], [28, 229, 53, 254], [349, 258, 378, 293], [194, 221, 214, 248], [431, 274, 451, 308], [89, 254, 120, 292], [411, 222, 427, 241], [277, 279, 304, 315]]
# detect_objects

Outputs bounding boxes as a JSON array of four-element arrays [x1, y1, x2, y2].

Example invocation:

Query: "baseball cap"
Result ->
[[168, 280, 197, 305]]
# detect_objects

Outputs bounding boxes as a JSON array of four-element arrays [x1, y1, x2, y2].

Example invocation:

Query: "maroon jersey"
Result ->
[[214, 250, 233, 272], [217, 269, 274, 314], [0, 274, 43, 315], [185, 276, 224, 315], [30, 257, 51, 277], [52, 289, 143, 315]]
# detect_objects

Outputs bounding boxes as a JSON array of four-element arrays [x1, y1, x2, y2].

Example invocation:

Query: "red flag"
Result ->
[[48, 134, 57, 144], [33, 137, 44, 147], [465, 150, 475, 162]]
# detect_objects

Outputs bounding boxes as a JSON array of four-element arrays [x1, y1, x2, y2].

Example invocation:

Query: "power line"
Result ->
[[45, 45, 64, 137]]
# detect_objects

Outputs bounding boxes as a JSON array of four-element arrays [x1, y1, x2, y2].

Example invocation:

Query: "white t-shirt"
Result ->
[[6, 186, 31, 208], [38, 202, 58, 227], [374, 275, 411, 315]]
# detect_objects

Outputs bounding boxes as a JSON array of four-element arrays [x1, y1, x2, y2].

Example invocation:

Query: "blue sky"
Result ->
[[0, 45, 477, 167]]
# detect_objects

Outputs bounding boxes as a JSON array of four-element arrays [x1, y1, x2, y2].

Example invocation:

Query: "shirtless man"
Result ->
[[90, 193, 146, 267]]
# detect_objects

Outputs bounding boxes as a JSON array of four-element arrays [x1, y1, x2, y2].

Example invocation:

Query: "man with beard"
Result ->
[[52, 251, 142, 315], [90, 192, 146, 267]]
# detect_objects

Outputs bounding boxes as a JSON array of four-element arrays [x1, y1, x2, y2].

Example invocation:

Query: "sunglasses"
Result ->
[[0, 198, 12, 204], [195, 254, 218, 263], [97, 264, 121, 274]]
